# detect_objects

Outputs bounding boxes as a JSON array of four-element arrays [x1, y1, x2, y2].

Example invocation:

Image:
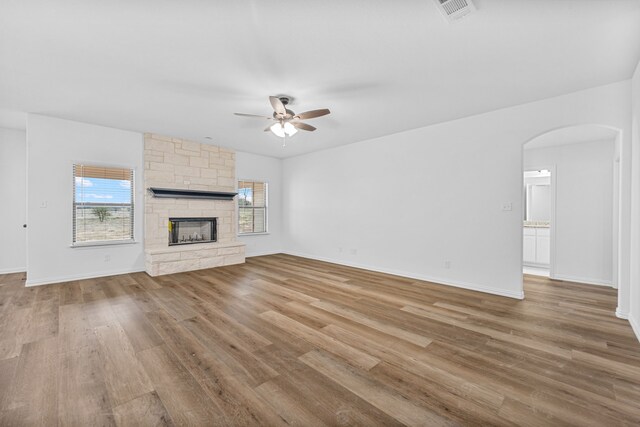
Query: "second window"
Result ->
[[238, 180, 267, 234]]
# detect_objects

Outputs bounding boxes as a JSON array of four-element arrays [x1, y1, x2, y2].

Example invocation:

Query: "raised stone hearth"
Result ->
[[143, 133, 245, 276], [145, 241, 245, 276]]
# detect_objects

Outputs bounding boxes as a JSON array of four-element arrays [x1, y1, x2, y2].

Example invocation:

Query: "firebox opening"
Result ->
[[169, 217, 217, 246]]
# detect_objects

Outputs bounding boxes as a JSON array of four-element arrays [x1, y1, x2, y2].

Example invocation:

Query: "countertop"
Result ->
[[523, 221, 550, 228]]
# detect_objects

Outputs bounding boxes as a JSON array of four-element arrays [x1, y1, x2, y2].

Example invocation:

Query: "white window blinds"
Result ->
[[238, 180, 267, 234], [73, 164, 134, 244]]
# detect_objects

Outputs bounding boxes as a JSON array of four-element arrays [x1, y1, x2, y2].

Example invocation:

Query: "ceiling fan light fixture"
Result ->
[[270, 122, 285, 138], [283, 122, 298, 136], [270, 122, 297, 138]]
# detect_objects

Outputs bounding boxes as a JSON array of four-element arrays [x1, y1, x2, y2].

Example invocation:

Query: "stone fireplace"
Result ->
[[143, 133, 245, 276]]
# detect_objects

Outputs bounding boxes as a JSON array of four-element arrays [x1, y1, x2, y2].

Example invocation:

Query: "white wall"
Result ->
[[283, 81, 631, 300], [525, 140, 615, 286], [236, 151, 283, 256], [26, 115, 145, 285], [0, 128, 27, 274], [629, 61, 640, 341]]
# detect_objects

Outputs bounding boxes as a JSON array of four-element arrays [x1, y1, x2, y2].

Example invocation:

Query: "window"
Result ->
[[73, 164, 134, 245], [238, 180, 267, 234]]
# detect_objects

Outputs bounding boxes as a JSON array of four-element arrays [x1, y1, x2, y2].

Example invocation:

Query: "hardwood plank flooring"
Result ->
[[1, 254, 639, 426]]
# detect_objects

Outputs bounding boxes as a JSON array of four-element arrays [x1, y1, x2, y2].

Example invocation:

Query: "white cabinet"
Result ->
[[523, 226, 550, 267], [535, 228, 550, 265], [523, 229, 536, 264]]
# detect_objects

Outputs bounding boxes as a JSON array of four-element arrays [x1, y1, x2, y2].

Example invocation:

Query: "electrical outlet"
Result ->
[[444, 260, 451, 269], [104, 255, 111, 262], [338, 247, 343, 253], [501, 202, 513, 211]]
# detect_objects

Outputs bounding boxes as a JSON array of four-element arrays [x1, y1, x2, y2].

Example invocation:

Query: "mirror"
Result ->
[[524, 170, 551, 221]]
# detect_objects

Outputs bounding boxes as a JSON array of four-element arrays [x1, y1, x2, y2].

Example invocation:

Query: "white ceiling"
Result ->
[[1, 0, 639, 158], [524, 125, 620, 150]]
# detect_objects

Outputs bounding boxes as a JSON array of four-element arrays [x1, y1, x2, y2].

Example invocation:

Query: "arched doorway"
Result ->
[[521, 124, 624, 315]]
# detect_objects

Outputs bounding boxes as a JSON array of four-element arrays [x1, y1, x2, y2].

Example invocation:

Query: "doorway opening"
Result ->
[[523, 168, 553, 278]]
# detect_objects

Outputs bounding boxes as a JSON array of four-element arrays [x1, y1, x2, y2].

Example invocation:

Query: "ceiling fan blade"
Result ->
[[234, 113, 273, 119], [291, 121, 316, 132], [294, 108, 330, 120], [269, 96, 287, 116]]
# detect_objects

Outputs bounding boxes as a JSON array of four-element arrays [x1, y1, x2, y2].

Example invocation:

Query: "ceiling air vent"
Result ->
[[433, 0, 476, 22]]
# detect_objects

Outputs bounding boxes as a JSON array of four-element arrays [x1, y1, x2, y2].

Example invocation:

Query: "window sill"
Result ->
[[237, 232, 270, 237], [71, 240, 138, 249]]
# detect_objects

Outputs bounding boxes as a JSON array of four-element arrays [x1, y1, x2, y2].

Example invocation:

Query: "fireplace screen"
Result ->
[[168, 217, 217, 246]]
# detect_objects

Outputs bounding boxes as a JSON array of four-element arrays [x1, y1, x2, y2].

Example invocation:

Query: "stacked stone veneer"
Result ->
[[144, 133, 245, 276]]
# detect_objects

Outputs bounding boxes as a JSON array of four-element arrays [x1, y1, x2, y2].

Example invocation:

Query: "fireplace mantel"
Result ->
[[148, 187, 237, 201]]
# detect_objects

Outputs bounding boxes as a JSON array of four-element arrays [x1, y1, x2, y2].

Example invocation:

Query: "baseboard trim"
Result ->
[[283, 251, 524, 300], [25, 268, 145, 287], [245, 250, 282, 258], [552, 274, 614, 288], [0, 267, 26, 275], [615, 307, 629, 319], [523, 262, 550, 268], [629, 314, 640, 344]]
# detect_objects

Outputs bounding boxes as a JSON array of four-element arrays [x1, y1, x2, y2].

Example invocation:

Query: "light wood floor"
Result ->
[[1, 254, 639, 426]]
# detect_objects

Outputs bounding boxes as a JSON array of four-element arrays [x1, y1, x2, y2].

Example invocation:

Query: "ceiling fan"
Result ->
[[234, 96, 330, 140]]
